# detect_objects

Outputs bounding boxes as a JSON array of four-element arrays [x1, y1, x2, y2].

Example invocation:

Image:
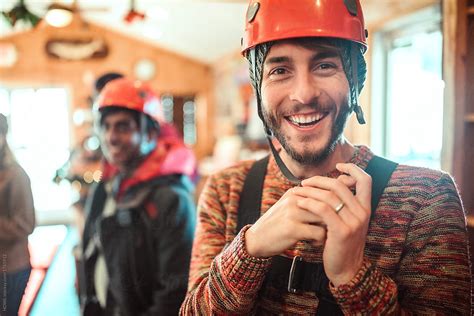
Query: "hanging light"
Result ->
[[44, 3, 73, 28], [1, 0, 41, 28], [124, 0, 145, 23]]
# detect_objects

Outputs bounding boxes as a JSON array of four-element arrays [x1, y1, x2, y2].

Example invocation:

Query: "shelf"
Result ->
[[465, 113, 474, 122]]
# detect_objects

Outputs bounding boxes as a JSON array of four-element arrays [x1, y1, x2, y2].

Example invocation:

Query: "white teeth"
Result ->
[[288, 113, 324, 125]]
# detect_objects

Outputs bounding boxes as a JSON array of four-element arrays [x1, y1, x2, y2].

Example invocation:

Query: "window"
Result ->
[[161, 94, 196, 146], [371, 6, 443, 169], [183, 99, 196, 146], [0, 87, 72, 222]]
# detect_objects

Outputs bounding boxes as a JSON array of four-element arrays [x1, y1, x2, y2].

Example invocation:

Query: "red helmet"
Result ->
[[96, 78, 164, 124], [241, 0, 367, 55]]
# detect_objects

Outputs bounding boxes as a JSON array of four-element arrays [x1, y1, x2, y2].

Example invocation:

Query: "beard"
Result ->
[[263, 100, 351, 166]]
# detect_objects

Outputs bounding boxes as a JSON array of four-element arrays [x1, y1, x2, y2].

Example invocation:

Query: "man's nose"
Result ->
[[103, 127, 119, 145], [288, 72, 322, 105]]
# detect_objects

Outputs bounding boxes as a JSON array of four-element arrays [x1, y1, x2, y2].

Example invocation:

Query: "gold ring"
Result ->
[[334, 202, 345, 213]]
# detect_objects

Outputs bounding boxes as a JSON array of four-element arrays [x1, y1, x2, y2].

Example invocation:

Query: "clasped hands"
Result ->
[[245, 163, 372, 286]]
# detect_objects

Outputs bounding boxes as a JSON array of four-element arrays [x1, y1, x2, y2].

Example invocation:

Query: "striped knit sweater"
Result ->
[[180, 146, 471, 315]]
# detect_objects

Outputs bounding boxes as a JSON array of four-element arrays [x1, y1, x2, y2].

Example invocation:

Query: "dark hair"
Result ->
[[94, 72, 124, 94], [99, 106, 160, 134]]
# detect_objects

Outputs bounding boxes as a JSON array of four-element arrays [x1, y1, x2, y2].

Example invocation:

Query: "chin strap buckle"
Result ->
[[287, 255, 303, 293]]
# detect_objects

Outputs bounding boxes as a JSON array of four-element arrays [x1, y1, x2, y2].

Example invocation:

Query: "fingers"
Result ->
[[291, 221, 327, 243], [336, 163, 372, 211], [293, 186, 345, 213], [293, 207, 324, 225], [300, 164, 371, 218], [337, 174, 356, 188], [297, 178, 364, 222], [296, 194, 356, 229], [284, 190, 324, 224], [303, 223, 327, 243]]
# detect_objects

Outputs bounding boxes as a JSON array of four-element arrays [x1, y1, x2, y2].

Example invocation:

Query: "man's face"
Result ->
[[260, 40, 351, 165], [99, 110, 143, 171]]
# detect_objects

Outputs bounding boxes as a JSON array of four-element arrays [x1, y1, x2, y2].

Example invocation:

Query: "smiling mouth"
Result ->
[[285, 112, 328, 128]]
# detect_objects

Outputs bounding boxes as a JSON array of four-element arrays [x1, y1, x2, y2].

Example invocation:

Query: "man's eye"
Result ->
[[314, 63, 338, 75], [117, 124, 132, 132], [269, 67, 288, 76], [268, 67, 290, 79], [318, 63, 335, 70]]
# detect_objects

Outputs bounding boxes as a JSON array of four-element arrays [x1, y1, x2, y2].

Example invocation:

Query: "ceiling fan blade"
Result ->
[[77, 7, 110, 12]]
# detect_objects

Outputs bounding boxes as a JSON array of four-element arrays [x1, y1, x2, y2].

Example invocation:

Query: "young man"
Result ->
[[82, 78, 197, 315], [180, 1, 471, 315]]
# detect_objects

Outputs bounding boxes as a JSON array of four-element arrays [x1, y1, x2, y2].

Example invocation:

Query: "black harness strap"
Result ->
[[236, 155, 270, 232], [365, 155, 398, 214], [236, 154, 398, 315]]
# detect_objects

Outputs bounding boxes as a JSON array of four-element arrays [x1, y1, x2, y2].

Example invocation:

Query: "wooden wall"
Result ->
[[0, 14, 215, 159], [364, 0, 439, 29]]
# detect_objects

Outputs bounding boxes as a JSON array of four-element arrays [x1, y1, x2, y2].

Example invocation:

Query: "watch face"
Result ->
[[134, 58, 156, 81]]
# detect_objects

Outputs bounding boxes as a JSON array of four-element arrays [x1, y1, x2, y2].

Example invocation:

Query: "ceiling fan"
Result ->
[[1, 0, 41, 27], [42, 0, 109, 27], [1, 0, 110, 28]]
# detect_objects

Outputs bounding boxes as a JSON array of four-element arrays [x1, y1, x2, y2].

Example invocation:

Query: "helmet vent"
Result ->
[[343, 0, 357, 16], [246, 2, 260, 23]]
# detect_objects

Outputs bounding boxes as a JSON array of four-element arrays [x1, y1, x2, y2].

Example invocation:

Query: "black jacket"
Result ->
[[82, 174, 196, 316]]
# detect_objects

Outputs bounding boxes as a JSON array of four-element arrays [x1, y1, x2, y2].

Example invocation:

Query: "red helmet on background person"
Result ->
[[241, 0, 367, 55], [242, 0, 368, 131], [94, 78, 166, 157], [96, 78, 165, 126]]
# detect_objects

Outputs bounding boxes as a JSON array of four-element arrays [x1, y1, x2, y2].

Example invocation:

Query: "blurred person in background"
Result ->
[[53, 72, 123, 236], [81, 78, 196, 315], [53, 72, 125, 302], [54, 72, 125, 236], [180, 0, 471, 315], [0, 113, 35, 316]]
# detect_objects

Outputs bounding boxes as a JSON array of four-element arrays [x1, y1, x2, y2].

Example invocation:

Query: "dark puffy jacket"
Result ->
[[82, 138, 196, 316]]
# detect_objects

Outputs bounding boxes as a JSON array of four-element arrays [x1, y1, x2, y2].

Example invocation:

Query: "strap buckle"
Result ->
[[287, 255, 303, 293]]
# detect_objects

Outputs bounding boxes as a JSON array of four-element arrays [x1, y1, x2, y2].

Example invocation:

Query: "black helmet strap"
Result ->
[[350, 42, 366, 124]]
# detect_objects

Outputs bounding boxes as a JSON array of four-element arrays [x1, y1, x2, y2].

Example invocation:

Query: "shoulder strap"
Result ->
[[365, 155, 398, 214], [236, 155, 270, 233], [84, 181, 107, 224]]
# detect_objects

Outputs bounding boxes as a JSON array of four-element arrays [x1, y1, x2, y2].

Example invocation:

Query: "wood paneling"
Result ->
[[0, 14, 214, 159], [464, 9, 474, 214], [364, 0, 439, 28], [442, 0, 474, 215]]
